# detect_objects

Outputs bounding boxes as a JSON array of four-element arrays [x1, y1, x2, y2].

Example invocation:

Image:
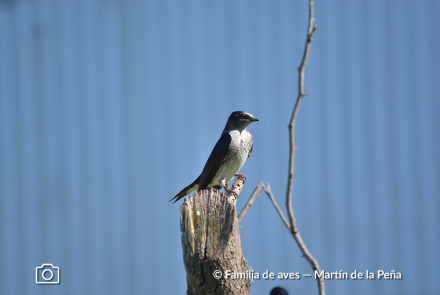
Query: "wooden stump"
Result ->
[[180, 177, 250, 295]]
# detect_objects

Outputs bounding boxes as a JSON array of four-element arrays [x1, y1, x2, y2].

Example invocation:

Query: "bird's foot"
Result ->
[[234, 173, 246, 181], [220, 178, 228, 190]]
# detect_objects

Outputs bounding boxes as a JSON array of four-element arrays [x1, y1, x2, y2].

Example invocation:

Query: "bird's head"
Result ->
[[224, 111, 259, 132]]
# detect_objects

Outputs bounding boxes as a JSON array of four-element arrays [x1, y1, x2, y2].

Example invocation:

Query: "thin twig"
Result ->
[[261, 183, 290, 231], [238, 182, 291, 232], [284, 1, 324, 294], [238, 184, 263, 224], [286, 0, 317, 232]]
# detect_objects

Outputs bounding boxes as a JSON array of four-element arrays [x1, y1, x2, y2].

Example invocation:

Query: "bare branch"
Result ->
[[286, 0, 317, 232], [238, 184, 263, 224], [261, 183, 290, 231], [284, 1, 325, 294], [238, 182, 291, 230]]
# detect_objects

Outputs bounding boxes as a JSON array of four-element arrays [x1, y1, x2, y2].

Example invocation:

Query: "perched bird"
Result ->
[[170, 111, 259, 203]]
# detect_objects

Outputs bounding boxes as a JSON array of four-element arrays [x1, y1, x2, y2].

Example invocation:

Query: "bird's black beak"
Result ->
[[250, 117, 259, 122]]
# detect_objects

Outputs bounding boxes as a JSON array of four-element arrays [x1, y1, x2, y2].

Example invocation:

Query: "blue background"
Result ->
[[1, 0, 439, 294]]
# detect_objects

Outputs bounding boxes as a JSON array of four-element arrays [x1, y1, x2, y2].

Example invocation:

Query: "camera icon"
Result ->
[[35, 263, 60, 284]]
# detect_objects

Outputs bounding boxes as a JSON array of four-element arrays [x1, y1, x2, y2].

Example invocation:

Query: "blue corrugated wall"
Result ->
[[1, 0, 439, 294]]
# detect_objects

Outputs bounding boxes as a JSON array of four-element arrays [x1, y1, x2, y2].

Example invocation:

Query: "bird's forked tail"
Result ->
[[169, 177, 200, 203]]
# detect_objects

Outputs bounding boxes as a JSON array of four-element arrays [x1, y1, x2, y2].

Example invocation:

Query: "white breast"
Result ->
[[209, 129, 253, 187]]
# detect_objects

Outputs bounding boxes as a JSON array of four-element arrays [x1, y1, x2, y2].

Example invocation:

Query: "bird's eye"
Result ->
[[241, 114, 246, 118]]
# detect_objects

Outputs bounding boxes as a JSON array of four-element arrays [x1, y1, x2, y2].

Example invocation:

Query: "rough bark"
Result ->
[[180, 177, 250, 295]]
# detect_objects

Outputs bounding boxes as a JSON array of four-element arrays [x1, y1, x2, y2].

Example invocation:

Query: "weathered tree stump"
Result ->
[[180, 176, 250, 295]]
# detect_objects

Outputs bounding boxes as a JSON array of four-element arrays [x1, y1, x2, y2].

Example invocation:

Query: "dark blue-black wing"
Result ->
[[198, 133, 232, 190]]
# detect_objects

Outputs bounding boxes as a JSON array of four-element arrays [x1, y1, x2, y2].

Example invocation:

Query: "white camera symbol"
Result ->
[[35, 263, 60, 284]]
